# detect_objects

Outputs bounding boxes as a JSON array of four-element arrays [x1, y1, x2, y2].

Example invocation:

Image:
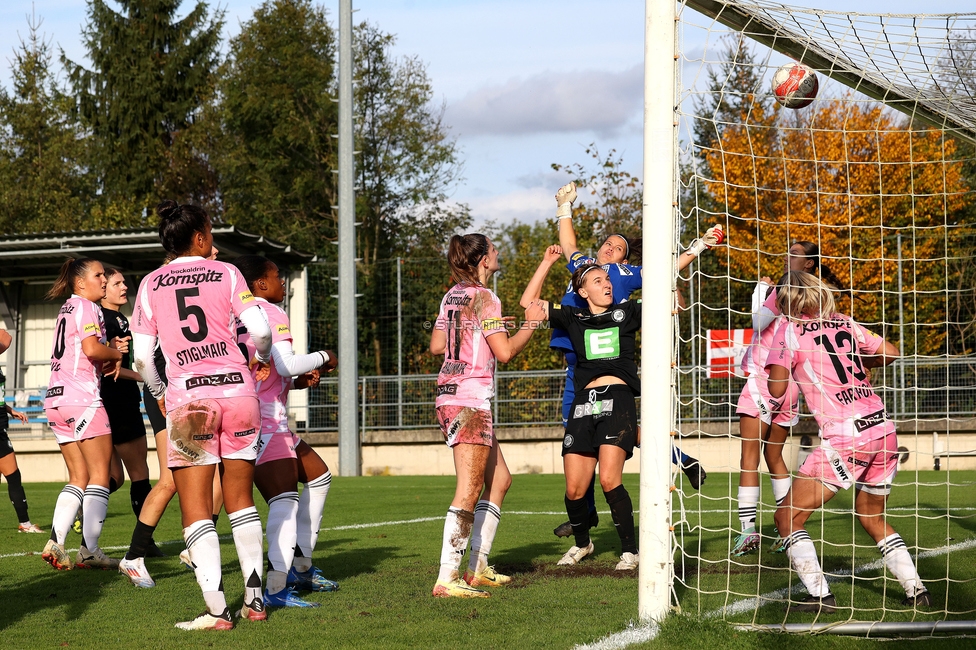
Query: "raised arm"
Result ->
[[519, 245, 563, 309], [485, 301, 548, 364], [554, 183, 579, 262], [677, 224, 725, 273]]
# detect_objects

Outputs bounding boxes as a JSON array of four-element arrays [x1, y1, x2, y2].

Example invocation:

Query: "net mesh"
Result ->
[[672, 0, 976, 633]]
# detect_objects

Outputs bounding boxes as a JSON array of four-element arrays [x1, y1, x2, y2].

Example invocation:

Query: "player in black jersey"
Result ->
[[521, 245, 640, 570], [1, 328, 42, 533]]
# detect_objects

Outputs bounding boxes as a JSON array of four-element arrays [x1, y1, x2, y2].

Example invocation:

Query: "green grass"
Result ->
[[1, 471, 974, 649]]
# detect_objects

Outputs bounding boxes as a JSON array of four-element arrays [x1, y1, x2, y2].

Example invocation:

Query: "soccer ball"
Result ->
[[771, 62, 818, 109]]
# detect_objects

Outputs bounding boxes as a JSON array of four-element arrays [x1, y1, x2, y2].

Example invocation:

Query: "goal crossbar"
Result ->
[[685, 0, 976, 142]]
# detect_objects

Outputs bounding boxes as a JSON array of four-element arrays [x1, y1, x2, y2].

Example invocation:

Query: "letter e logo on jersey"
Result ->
[[584, 328, 620, 360]]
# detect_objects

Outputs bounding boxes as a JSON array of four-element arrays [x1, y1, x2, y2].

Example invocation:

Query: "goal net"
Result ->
[[670, 0, 976, 635]]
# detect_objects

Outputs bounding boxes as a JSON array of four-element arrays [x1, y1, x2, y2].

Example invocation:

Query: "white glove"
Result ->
[[688, 224, 725, 257], [555, 182, 577, 219]]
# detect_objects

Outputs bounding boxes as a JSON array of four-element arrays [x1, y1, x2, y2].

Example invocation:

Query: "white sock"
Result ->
[[81, 485, 110, 551], [786, 530, 830, 598], [468, 500, 501, 574], [266, 492, 299, 594], [228, 506, 264, 604], [437, 507, 474, 583], [737, 486, 759, 531], [184, 519, 227, 615], [51, 485, 83, 545], [294, 471, 331, 573], [771, 478, 792, 506], [877, 533, 925, 597]]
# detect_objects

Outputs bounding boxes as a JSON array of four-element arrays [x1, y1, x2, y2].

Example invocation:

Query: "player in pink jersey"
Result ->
[[232, 255, 340, 607], [732, 241, 844, 556], [131, 201, 273, 631], [765, 271, 929, 613], [429, 234, 546, 598], [119, 246, 225, 589], [41, 258, 124, 572]]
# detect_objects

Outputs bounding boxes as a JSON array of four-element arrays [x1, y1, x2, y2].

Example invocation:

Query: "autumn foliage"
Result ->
[[698, 97, 973, 355]]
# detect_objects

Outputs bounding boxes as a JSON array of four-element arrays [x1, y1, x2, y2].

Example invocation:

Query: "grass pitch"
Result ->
[[1, 471, 974, 649]]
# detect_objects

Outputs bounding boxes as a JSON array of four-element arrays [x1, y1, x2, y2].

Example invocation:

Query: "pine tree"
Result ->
[[215, 0, 339, 253], [0, 15, 92, 234], [62, 0, 223, 216]]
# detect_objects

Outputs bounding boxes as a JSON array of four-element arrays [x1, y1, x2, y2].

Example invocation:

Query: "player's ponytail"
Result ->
[[232, 255, 275, 291], [46, 258, 98, 300], [775, 270, 836, 320], [157, 200, 210, 256], [794, 240, 845, 290], [447, 234, 490, 286]]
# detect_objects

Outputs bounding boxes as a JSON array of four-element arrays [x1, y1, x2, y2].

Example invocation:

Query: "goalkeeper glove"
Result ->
[[555, 182, 577, 219], [688, 224, 725, 257]]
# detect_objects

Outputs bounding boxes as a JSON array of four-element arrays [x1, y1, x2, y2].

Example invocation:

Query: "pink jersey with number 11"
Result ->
[[131, 257, 259, 412], [766, 313, 891, 443]]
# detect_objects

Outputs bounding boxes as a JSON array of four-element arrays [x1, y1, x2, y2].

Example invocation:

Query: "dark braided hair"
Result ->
[[793, 241, 845, 290], [232, 255, 276, 292]]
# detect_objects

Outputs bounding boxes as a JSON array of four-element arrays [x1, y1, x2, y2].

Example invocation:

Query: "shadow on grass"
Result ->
[[312, 543, 401, 581], [0, 564, 120, 632]]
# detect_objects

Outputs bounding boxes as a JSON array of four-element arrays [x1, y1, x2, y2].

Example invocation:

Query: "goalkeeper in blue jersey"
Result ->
[[546, 182, 722, 537]]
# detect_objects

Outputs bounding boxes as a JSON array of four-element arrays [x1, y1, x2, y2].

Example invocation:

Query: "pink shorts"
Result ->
[[47, 404, 112, 445], [256, 430, 300, 466], [736, 375, 800, 427], [436, 406, 495, 448], [799, 431, 899, 495], [166, 396, 261, 468]]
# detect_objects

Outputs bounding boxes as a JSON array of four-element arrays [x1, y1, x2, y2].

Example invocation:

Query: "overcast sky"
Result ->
[[0, 0, 968, 228]]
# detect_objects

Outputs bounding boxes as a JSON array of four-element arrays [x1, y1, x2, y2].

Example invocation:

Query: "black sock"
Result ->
[[604, 484, 637, 554], [6, 469, 30, 523], [109, 477, 122, 494], [212, 513, 219, 525], [125, 520, 157, 561], [129, 479, 152, 518], [565, 494, 592, 549]]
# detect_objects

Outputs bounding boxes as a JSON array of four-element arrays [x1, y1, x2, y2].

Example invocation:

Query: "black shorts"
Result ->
[[0, 428, 13, 460], [104, 395, 149, 445], [563, 385, 638, 460], [143, 385, 167, 435]]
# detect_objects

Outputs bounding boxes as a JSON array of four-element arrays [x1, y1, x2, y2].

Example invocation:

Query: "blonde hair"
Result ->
[[775, 271, 836, 320]]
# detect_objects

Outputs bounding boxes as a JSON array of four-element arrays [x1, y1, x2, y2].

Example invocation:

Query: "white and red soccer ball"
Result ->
[[771, 62, 819, 109]]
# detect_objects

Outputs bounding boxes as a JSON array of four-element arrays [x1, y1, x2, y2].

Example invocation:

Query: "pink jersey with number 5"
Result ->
[[766, 313, 891, 442], [131, 257, 259, 411], [45, 296, 107, 409], [434, 284, 506, 410], [237, 298, 294, 434]]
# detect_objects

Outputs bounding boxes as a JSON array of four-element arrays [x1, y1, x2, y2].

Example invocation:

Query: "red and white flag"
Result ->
[[706, 329, 753, 378]]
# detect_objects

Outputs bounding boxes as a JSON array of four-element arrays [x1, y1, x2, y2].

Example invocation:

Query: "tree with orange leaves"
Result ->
[[698, 95, 972, 356]]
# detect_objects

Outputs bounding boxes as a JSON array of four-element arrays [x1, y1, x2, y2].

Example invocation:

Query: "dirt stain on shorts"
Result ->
[[169, 402, 219, 463], [450, 407, 493, 446]]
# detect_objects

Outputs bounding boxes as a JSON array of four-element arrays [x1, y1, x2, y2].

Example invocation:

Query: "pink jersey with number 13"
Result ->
[[131, 257, 260, 412], [766, 313, 891, 443]]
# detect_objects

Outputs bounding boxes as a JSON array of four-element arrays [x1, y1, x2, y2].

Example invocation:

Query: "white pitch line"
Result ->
[[576, 537, 976, 650]]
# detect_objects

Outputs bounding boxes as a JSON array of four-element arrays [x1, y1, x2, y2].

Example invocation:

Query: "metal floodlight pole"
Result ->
[[638, 0, 676, 623], [337, 0, 360, 476]]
